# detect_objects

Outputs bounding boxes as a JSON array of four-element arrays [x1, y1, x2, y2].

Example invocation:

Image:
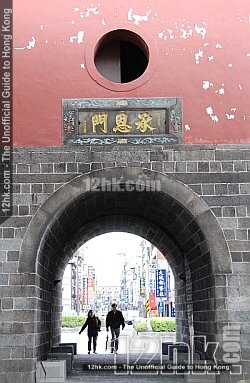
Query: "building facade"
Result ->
[[96, 285, 121, 314]]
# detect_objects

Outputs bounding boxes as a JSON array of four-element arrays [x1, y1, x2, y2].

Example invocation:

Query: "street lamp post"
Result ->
[[76, 254, 80, 316], [145, 246, 151, 329]]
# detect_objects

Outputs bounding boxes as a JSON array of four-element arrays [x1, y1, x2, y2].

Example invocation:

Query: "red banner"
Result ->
[[149, 293, 157, 309]]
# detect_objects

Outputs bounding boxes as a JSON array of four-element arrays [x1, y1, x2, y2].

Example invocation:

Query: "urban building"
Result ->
[[61, 260, 77, 314], [62, 239, 175, 319], [1, 1, 249, 381], [61, 249, 96, 314], [120, 252, 141, 310], [119, 240, 175, 317], [152, 247, 175, 317], [96, 285, 121, 315]]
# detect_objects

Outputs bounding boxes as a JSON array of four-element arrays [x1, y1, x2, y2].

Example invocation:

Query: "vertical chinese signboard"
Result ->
[[87, 266, 96, 306], [62, 97, 182, 145], [140, 277, 146, 297], [156, 269, 167, 298], [82, 277, 88, 305], [149, 263, 156, 293]]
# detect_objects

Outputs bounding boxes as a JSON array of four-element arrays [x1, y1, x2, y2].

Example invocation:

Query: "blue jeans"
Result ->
[[111, 328, 120, 351]]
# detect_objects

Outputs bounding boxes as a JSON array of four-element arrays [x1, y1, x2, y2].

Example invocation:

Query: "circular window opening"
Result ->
[[94, 29, 149, 84]]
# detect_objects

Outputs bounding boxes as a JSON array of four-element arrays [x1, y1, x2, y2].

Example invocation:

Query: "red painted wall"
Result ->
[[13, 0, 250, 146]]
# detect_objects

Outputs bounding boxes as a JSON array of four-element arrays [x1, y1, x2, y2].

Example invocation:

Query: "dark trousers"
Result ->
[[88, 334, 97, 352], [111, 328, 120, 351]]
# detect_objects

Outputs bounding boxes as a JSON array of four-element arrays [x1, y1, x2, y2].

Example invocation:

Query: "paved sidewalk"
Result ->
[[62, 329, 182, 382], [61, 327, 175, 354], [60, 329, 224, 383], [67, 354, 185, 383]]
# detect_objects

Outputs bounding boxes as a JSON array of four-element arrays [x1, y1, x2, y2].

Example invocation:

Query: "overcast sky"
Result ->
[[81, 233, 145, 285]]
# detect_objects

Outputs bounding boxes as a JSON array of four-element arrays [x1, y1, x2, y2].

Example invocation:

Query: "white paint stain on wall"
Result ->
[[80, 63, 85, 69], [159, 23, 204, 41], [184, 124, 191, 131], [85, 7, 99, 17], [40, 25, 44, 31], [215, 88, 225, 95], [158, 30, 175, 39], [194, 23, 207, 39], [128, 7, 151, 25], [239, 84, 243, 90], [216, 42, 222, 48], [202, 81, 213, 90], [74, 5, 99, 17], [27, 37, 36, 49], [208, 56, 214, 61], [102, 18, 106, 25], [158, 20, 209, 42], [15, 36, 36, 50], [195, 49, 203, 64], [206, 106, 219, 122], [167, 29, 175, 39], [237, 13, 243, 22], [226, 108, 236, 120], [69, 31, 84, 44], [180, 28, 192, 39]]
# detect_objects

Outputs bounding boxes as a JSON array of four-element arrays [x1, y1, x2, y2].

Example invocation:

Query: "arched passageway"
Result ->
[[18, 167, 232, 362]]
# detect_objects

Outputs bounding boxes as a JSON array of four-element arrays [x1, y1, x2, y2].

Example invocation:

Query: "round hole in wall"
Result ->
[[94, 29, 149, 84]]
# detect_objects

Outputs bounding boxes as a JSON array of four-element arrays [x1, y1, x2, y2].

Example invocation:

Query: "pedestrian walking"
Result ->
[[79, 310, 101, 354], [106, 303, 125, 353]]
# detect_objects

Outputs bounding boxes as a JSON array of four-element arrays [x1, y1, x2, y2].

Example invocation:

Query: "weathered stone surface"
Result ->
[[0, 144, 249, 381]]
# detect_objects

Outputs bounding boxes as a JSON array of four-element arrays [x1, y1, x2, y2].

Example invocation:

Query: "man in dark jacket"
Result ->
[[79, 310, 101, 354], [106, 303, 125, 353]]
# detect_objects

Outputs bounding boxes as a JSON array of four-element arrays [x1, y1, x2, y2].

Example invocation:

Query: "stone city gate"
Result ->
[[0, 144, 250, 383]]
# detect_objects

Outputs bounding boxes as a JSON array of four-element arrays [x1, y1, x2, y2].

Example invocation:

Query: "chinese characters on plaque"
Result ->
[[62, 98, 182, 145], [78, 110, 163, 136]]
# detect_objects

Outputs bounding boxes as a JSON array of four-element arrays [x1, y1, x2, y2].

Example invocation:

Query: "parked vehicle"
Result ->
[[126, 319, 135, 325]]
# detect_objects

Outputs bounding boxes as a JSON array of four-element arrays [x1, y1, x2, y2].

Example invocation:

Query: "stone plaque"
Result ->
[[62, 97, 182, 145]]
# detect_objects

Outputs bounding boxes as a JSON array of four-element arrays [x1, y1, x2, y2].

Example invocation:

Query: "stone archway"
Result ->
[[18, 167, 232, 363], [19, 167, 231, 274]]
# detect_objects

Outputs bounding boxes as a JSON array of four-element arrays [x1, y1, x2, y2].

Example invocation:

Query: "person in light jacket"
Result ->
[[106, 303, 125, 353], [79, 309, 101, 354]]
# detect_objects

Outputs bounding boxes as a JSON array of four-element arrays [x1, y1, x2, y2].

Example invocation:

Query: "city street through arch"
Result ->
[[18, 167, 232, 364], [60, 232, 176, 356]]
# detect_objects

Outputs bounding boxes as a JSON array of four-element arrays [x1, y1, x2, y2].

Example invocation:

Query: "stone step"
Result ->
[[162, 342, 174, 355], [47, 352, 73, 374], [36, 360, 67, 383], [59, 342, 77, 355], [51, 345, 74, 361], [167, 353, 201, 361], [185, 375, 216, 383]]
